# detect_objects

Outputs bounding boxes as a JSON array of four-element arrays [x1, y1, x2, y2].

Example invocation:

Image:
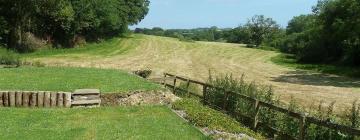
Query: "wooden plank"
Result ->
[[44, 92, 51, 107], [73, 89, 100, 95], [72, 95, 100, 101], [186, 79, 190, 97], [57, 92, 64, 107], [71, 99, 101, 105], [202, 85, 208, 105], [30, 92, 37, 107], [223, 91, 229, 110], [50, 92, 57, 107], [253, 100, 260, 130], [64, 92, 71, 108], [9, 91, 15, 107], [258, 101, 302, 119], [0, 92, 3, 107], [22, 92, 30, 107], [307, 116, 360, 135], [15, 92, 22, 107], [37, 92, 44, 107], [172, 77, 177, 94], [299, 116, 307, 140], [3, 92, 8, 107]]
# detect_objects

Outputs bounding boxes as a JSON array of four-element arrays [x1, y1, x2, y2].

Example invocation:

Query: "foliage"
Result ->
[[133, 69, 152, 78], [202, 73, 360, 139], [0, 106, 208, 140], [0, 67, 160, 92], [135, 26, 227, 42], [0, 48, 21, 66], [244, 15, 281, 46], [278, 0, 360, 66], [0, 0, 150, 51], [172, 98, 264, 139]]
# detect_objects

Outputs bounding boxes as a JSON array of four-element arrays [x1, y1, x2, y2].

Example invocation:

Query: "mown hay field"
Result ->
[[26, 34, 360, 112]]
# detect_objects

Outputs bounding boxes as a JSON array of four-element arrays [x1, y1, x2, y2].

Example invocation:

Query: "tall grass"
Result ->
[[203, 73, 360, 139], [0, 48, 21, 66]]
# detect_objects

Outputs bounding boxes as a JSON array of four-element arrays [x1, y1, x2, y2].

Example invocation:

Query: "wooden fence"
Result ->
[[0, 91, 71, 108], [163, 73, 360, 140], [0, 89, 100, 108]]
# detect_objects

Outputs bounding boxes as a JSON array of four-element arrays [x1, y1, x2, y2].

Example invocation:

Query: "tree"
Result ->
[[0, 0, 37, 50], [0, 16, 8, 45], [286, 15, 316, 35], [0, 0, 150, 50], [245, 15, 280, 46]]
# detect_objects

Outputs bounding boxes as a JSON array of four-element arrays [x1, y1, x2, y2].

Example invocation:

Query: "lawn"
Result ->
[[0, 67, 160, 93], [0, 106, 208, 140]]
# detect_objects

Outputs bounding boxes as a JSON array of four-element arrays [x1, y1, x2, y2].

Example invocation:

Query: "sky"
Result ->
[[131, 0, 319, 29]]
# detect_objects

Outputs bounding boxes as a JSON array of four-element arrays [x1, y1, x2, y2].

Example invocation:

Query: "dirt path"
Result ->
[[34, 35, 360, 112]]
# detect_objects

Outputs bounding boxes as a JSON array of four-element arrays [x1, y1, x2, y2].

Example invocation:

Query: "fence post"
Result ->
[[203, 85, 208, 105], [9, 92, 15, 107], [186, 79, 190, 97], [162, 73, 167, 87], [15, 91, 22, 107], [253, 99, 260, 130], [299, 115, 307, 140], [0, 92, 3, 107], [223, 90, 229, 110], [3, 92, 8, 107], [173, 76, 177, 94]]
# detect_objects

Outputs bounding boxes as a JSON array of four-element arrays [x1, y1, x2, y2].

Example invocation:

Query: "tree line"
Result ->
[[0, 0, 149, 52], [136, 0, 360, 66], [134, 15, 281, 47]]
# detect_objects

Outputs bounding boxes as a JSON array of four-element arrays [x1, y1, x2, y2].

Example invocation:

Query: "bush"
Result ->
[[0, 49, 21, 66], [18, 32, 45, 53], [133, 69, 152, 78], [172, 98, 264, 139]]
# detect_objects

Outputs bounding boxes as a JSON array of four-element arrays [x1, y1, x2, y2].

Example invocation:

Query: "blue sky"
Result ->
[[131, 0, 318, 29]]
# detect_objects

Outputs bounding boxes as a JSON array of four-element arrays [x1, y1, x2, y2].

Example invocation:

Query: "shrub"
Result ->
[[0, 50, 21, 66], [172, 98, 264, 139], [133, 69, 152, 78], [18, 32, 45, 53]]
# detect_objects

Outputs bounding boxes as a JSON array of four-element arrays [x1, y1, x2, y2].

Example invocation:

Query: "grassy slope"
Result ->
[[0, 106, 208, 140], [18, 34, 360, 111], [0, 67, 160, 93]]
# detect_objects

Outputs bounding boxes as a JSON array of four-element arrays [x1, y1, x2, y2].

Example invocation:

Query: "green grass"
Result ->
[[0, 67, 160, 93], [271, 53, 360, 78], [23, 36, 142, 59], [0, 106, 208, 140], [172, 98, 264, 139]]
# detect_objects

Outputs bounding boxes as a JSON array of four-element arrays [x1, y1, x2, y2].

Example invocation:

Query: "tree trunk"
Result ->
[[7, 21, 22, 50]]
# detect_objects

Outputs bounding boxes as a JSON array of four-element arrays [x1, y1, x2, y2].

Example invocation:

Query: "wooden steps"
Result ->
[[72, 89, 101, 108]]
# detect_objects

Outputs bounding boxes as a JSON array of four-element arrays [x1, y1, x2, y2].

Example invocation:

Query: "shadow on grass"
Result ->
[[272, 70, 360, 88], [271, 53, 360, 78]]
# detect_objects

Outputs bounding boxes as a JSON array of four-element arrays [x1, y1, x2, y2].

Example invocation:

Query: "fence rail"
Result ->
[[163, 73, 360, 140]]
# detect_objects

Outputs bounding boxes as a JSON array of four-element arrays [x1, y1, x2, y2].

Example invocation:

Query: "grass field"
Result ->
[[15, 34, 360, 111], [0, 67, 160, 93], [0, 106, 208, 140]]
